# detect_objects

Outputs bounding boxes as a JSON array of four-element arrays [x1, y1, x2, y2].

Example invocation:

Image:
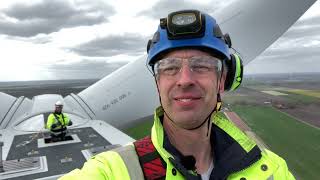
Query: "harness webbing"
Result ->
[[133, 136, 166, 180], [53, 113, 65, 127]]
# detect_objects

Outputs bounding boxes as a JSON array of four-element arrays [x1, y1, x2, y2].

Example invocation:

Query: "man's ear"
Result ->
[[154, 76, 161, 93], [219, 71, 227, 94], [155, 76, 160, 86]]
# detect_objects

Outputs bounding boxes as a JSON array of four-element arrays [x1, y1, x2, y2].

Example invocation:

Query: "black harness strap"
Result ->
[[53, 113, 66, 127]]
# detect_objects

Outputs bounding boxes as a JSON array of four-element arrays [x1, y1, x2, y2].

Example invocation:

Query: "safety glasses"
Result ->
[[154, 56, 222, 77]]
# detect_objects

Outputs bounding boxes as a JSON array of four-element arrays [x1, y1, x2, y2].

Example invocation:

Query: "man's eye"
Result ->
[[161, 66, 180, 75], [192, 65, 211, 73]]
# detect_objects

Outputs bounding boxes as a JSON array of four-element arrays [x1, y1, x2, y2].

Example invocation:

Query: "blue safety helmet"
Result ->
[[147, 10, 243, 91], [147, 10, 232, 66]]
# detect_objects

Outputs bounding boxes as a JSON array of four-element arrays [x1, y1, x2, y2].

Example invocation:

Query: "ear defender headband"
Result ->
[[147, 9, 243, 91]]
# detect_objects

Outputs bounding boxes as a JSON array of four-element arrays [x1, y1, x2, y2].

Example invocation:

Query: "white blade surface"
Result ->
[[77, 0, 317, 129]]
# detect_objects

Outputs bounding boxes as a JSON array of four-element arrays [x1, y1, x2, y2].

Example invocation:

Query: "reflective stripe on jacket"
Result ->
[[60, 107, 295, 180]]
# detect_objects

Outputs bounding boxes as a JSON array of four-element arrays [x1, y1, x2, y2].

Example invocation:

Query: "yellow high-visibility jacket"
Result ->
[[46, 113, 70, 131], [60, 107, 295, 180]]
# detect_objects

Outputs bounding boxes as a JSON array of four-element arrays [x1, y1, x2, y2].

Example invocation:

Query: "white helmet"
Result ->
[[55, 101, 64, 106]]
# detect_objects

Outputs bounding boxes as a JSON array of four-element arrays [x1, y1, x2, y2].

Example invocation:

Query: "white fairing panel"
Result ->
[[0, 92, 16, 122], [6, 97, 33, 127], [63, 94, 93, 119], [31, 94, 65, 114], [14, 114, 45, 131], [77, 0, 316, 129], [0, 93, 33, 129], [78, 56, 159, 129], [214, 0, 317, 64]]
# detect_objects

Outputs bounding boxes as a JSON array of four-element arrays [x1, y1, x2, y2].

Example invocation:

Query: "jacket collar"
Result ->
[[152, 107, 262, 180]]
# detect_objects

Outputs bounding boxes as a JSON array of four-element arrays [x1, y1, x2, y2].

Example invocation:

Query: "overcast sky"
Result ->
[[0, 0, 319, 81]]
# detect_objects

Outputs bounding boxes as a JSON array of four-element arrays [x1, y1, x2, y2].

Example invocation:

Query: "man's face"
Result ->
[[156, 49, 225, 129], [55, 105, 63, 113]]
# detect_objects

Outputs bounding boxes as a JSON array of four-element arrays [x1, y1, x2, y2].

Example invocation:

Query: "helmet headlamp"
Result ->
[[164, 10, 204, 39], [171, 13, 197, 25]]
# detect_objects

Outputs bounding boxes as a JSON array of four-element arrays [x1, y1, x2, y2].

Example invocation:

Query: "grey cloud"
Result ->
[[138, 0, 229, 19], [71, 33, 147, 57], [29, 35, 52, 44], [258, 47, 320, 62], [245, 36, 320, 74], [281, 16, 320, 39], [258, 37, 320, 63], [47, 59, 128, 79], [245, 12, 320, 74], [0, 0, 115, 37], [255, 12, 320, 60], [245, 54, 320, 74], [6, 33, 52, 44], [295, 16, 320, 27], [282, 26, 320, 39], [268, 34, 320, 56], [4, 1, 76, 20]]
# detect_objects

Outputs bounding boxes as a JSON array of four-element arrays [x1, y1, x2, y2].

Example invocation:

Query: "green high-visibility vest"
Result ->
[[46, 113, 70, 131], [60, 107, 295, 180]]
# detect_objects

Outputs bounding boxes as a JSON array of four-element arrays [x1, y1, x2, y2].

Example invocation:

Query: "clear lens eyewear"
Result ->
[[154, 56, 222, 77]]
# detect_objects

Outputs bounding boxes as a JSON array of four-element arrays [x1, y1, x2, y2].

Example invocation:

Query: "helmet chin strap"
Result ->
[[205, 93, 221, 139], [204, 61, 224, 137]]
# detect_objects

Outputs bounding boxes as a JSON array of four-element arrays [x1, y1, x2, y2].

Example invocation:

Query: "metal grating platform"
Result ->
[[0, 156, 47, 180], [5, 127, 111, 180]]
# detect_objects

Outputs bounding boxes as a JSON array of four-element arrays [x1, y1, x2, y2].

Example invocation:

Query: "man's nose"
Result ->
[[176, 64, 195, 88]]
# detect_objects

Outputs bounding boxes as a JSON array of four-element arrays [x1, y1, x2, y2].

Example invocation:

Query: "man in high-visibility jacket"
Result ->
[[46, 101, 72, 141], [61, 10, 295, 179]]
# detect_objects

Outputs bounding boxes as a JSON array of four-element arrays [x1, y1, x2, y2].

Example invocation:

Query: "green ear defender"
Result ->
[[224, 53, 243, 91]]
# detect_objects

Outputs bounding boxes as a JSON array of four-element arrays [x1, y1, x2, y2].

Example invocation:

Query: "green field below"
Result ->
[[123, 119, 154, 140], [231, 105, 320, 180], [285, 89, 320, 99], [223, 94, 258, 105], [224, 86, 319, 105], [278, 90, 319, 104]]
